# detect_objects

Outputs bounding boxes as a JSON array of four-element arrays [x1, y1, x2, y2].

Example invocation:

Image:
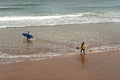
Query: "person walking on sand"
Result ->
[[81, 42, 85, 54]]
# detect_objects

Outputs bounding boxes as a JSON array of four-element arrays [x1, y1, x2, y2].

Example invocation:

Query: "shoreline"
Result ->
[[0, 50, 120, 80], [0, 22, 120, 64]]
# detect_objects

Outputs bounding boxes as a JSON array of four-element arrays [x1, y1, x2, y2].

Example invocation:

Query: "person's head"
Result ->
[[82, 42, 85, 45], [28, 31, 29, 33]]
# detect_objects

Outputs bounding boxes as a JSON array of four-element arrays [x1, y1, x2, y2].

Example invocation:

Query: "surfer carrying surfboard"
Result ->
[[76, 42, 89, 54], [22, 31, 33, 41], [80, 42, 85, 54]]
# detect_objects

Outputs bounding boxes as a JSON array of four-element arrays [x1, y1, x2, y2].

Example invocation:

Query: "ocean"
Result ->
[[0, 0, 120, 27], [0, 0, 120, 64]]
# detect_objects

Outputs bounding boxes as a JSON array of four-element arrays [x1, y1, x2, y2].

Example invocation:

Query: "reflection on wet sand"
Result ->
[[23, 39, 33, 44], [77, 53, 87, 68], [80, 54, 86, 65]]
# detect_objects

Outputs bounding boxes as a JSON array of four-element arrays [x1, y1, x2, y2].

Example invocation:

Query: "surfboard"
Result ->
[[22, 33, 33, 39], [76, 45, 89, 49], [82, 45, 89, 49]]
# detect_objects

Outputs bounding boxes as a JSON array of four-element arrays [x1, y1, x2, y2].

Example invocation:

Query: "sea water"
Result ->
[[0, 0, 120, 64], [0, 0, 120, 27]]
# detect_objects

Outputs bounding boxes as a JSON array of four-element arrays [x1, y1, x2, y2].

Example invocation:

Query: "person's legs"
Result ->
[[80, 49, 82, 53], [81, 49, 85, 54], [83, 49, 85, 54], [81, 49, 83, 53]]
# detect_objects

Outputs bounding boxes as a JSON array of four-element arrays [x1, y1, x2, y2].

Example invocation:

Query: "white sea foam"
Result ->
[[89, 45, 120, 53], [0, 12, 120, 28], [0, 45, 120, 64], [0, 52, 63, 64]]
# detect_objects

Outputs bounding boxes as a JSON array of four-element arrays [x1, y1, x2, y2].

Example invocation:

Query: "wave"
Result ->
[[10, 3, 45, 6], [0, 52, 62, 64], [0, 12, 120, 28], [0, 45, 120, 64], [0, 6, 24, 10]]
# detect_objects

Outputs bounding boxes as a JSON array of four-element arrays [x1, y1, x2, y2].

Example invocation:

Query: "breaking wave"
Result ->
[[0, 12, 120, 28]]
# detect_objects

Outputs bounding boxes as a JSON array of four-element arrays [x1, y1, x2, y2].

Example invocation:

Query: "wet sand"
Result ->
[[0, 50, 120, 80]]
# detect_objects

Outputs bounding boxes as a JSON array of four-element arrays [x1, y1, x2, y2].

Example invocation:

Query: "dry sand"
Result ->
[[0, 50, 120, 80]]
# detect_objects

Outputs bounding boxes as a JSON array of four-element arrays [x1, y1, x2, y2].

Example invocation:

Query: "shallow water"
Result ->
[[0, 23, 120, 64], [1, 0, 120, 64]]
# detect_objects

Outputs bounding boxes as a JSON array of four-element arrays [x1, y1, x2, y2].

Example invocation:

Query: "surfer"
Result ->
[[22, 31, 33, 41], [80, 42, 85, 54], [27, 31, 30, 41]]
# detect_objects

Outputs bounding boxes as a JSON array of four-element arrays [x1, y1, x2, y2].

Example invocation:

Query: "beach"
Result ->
[[0, 23, 120, 80], [0, 50, 120, 80], [0, 0, 120, 79]]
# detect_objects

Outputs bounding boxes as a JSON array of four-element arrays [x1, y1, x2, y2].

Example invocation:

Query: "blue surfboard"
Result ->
[[22, 33, 33, 39]]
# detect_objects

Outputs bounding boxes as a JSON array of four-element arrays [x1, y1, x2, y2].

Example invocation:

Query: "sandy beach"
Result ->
[[1, 0, 120, 79], [0, 50, 120, 80], [0, 23, 120, 80]]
